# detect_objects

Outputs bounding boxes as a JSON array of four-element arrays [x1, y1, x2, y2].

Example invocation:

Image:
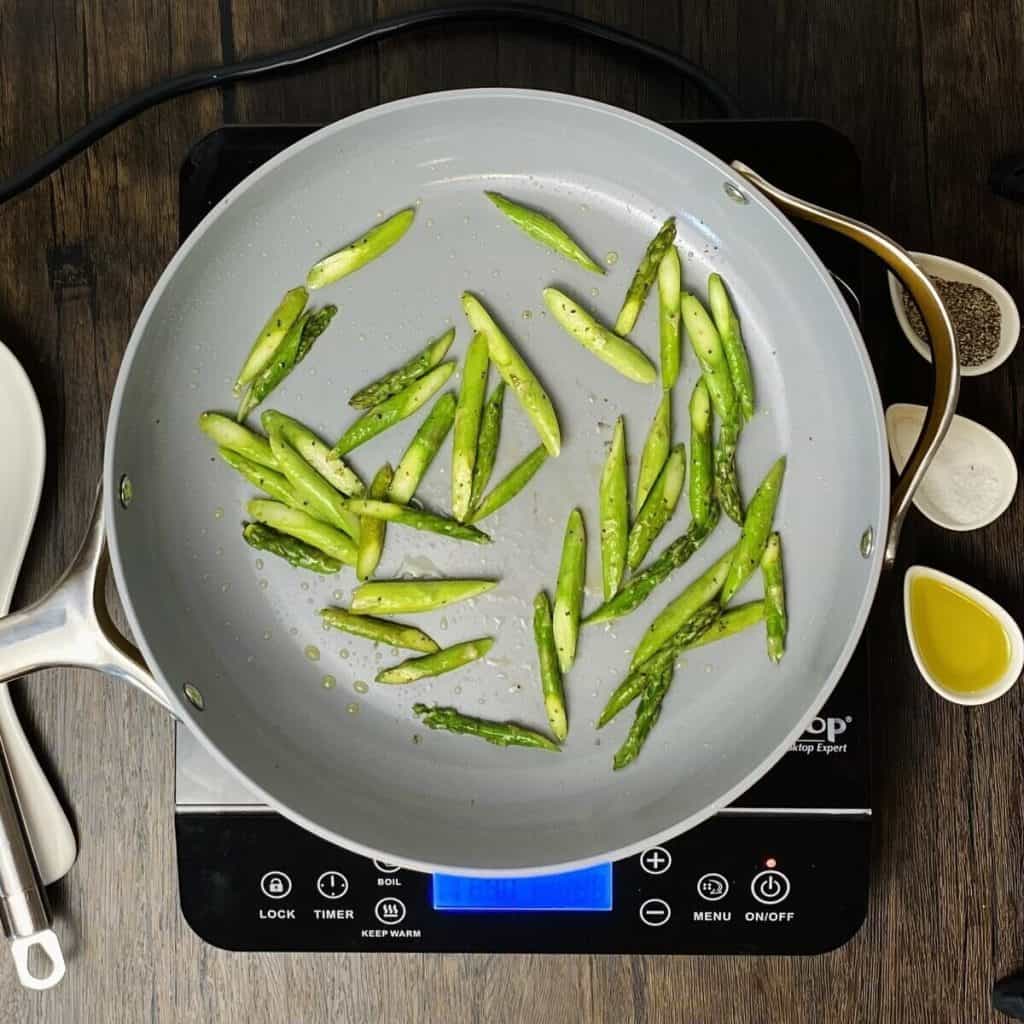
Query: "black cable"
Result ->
[[0, 3, 741, 206]]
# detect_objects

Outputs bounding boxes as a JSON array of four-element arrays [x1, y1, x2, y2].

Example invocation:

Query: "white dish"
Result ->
[[885, 403, 1018, 531], [904, 565, 1024, 706], [887, 251, 1020, 376]]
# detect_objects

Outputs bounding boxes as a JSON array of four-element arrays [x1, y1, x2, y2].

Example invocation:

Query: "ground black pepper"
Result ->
[[902, 275, 1001, 366]]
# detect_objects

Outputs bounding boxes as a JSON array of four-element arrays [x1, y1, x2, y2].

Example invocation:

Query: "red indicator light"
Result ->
[[765, 857, 777, 869]]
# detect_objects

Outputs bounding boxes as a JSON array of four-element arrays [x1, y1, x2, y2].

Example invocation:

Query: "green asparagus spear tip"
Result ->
[[345, 499, 491, 544], [331, 361, 455, 457], [462, 292, 561, 456], [688, 378, 714, 527], [542, 287, 658, 384], [615, 217, 677, 335], [485, 191, 604, 274], [234, 286, 308, 393], [552, 508, 586, 673], [469, 381, 506, 511], [452, 332, 490, 521], [261, 409, 364, 495], [533, 592, 568, 742], [714, 415, 744, 525], [599, 417, 629, 600], [306, 207, 415, 289], [627, 444, 686, 571], [467, 445, 549, 524], [721, 456, 786, 605], [761, 533, 787, 663], [377, 637, 493, 684], [319, 607, 439, 653], [242, 522, 341, 574], [680, 292, 736, 423], [658, 247, 682, 389], [687, 600, 766, 651], [413, 704, 560, 752], [349, 328, 455, 409], [635, 391, 672, 514], [389, 391, 457, 504], [200, 411, 277, 468], [351, 579, 496, 615], [612, 665, 673, 770], [707, 273, 755, 421]]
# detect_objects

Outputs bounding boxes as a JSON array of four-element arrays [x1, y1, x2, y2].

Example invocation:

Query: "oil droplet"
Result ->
[[246, 655, 255, 664], [448, 250, 456, 260], [440, 616, 449, 631], [414, 198, 422, 207], [289, 627, 298, 636], [354, 680, 369, 694], [263, 630, 272, 640], [214, 507, 224, 520], [340, 649, 350, 660], [332, 590, 344, 601], [605, 250, 619, 265], [426, 218, 434, 227], [521, 309, 533, 320], [322, 675, 337, 690], [346, 703, 360, 715], [220, 582, 231, 593], [491, 269, 500, 278], [259, 578, 269, 590], [304, 645, 320, 661], [255, 559, 264, 570], [300, 581, 310, 592], [215, 547, 224, 557], [590, 287, 600, 297], [454, 685, 462, 695]]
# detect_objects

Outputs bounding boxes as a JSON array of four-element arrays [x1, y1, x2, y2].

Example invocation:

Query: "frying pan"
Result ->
[[0, 90, 957, 874]]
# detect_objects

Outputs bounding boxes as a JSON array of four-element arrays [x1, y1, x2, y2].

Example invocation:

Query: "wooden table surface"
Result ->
[[1, 2, 1022, 1021]]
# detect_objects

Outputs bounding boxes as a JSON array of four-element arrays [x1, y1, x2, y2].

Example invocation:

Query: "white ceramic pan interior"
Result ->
[[104, 90, 888, 873]]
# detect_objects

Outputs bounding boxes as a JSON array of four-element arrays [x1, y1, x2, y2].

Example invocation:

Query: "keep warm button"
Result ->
[[750, 869, 791, 906]]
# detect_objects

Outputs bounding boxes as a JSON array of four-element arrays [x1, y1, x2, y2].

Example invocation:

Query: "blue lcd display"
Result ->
[[433, 864, 612, 911]]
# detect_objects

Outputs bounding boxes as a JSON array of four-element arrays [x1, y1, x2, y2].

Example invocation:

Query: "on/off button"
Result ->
[[750, 869, 791, 905]]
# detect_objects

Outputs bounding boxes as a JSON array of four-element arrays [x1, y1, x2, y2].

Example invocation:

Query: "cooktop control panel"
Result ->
[[176, 812, 867, 954]]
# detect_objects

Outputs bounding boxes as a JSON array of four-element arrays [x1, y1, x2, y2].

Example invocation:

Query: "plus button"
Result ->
[[639, 847, 672, 875]]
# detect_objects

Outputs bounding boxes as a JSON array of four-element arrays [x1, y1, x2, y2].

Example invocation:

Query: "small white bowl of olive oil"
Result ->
[[904, 566, 1023, 705]]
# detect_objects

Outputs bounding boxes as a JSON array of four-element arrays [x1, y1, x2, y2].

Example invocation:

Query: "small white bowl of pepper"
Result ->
[[888, 252, 1020, 376]]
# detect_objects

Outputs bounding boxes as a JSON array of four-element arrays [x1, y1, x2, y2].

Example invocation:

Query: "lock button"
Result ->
[[260, 871, 292, 900]]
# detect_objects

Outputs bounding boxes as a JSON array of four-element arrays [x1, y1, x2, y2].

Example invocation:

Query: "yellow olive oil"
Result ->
[[910, 576, 1010, 695]]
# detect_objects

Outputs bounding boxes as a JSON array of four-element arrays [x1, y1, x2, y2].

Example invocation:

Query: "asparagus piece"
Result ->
[[345, 499, 491, 544], [218, 448, 296, 505], [268, 429, 360, 540], [462, 292, 561, 456], [320, 607, 439, 653], [714, 414, 744, 525], [234, 286, 308, 394], [615, 217, 677, 335], [599, 416, 629, 600], [761, 532, 787, 663], [242, 522, 341, 574], [377, 637, 493, 684], [533, 592, 568, 742], [707, 273, 755, 421], [389, 392, 457, 504], [237, 306, 336, 420], [356, 464, 394, 581], [469, 381, 505, 511], [680, 292, 736, 423], [485, 191, 603, 274], [261, 410, 363, 496], [635, 391, 672, 514], [721, 457, 786, 605], [247, 499, 357, 565], [657, 247, 682, 389], [331, 361, 455, 457], [306, 207, 415, 289], [598, 603, 721, 727], [452, 332, 490, 521], [612, 664, 673, 770], [467, 445, 549, 524], [631, 544, 736, 667], [351, 579, 495, 615], [626, 443, 686, 571], [349, 328, 455, 409], [542, 287, 658, 384], [199, 412, 276, 469], [688, 378, 714, 528], [413, 704, 560, 752], [584, 509, 720, 626], [688, 600, 765, 651], [552, 508, 586, 673]]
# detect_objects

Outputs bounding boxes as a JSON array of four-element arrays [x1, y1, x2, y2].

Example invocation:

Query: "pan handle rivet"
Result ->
[[859, 527, 874, 558], [118, 475, 133, 508], [723, 181, 749, 204], [183, 683, 205, 711]]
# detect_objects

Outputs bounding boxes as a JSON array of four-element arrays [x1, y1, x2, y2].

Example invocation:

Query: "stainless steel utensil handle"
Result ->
[[0, 486, 171, 713], [732, 161, 960, 567], [0, 738, 64, 989]]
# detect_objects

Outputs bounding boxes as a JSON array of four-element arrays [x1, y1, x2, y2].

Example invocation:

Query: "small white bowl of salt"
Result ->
[[888, 252, 1020, 377], [885, 403, 1018, 531]]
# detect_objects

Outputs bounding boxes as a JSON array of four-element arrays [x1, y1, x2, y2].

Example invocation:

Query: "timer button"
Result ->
[[751, 869, 790, 905]]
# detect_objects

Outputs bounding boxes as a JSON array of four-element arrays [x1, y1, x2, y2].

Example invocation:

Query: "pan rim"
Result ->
[[103, 87, 889, 876]]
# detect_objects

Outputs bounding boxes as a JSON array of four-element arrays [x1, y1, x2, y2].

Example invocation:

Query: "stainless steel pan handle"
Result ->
[[0, 486, 172, 713], [732, 161, 960, 568]]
